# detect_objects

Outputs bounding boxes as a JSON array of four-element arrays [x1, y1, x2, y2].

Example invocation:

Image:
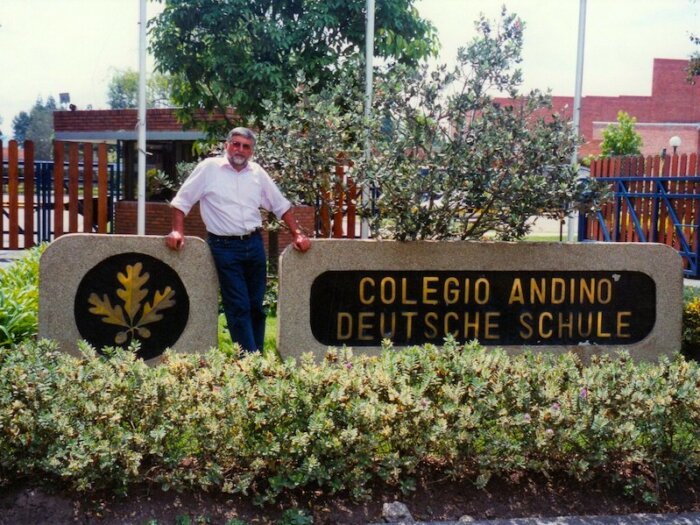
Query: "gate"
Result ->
[[578, 153, 700, 277], [1, 140, 118, 249]]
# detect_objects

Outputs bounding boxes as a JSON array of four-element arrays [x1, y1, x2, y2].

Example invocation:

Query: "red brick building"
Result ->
[[497, 58, 700, 158], [53, 108, 232, 198], [53, 108, 317, 243]]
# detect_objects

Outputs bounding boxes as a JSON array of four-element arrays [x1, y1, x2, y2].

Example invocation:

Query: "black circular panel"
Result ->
[[74, 252, 189, 360]]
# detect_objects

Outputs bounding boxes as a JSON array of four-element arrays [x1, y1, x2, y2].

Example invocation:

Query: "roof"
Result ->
[[53, 107, 237, 143]]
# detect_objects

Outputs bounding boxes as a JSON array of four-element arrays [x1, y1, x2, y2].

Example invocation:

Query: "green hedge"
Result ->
[[0, 246, 42, 347], [1, 339, 699, 505], [1, 248, 699, 505]]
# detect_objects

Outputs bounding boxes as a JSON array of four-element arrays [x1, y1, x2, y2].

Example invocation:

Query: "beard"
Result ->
[[227, 153, 248, 169]]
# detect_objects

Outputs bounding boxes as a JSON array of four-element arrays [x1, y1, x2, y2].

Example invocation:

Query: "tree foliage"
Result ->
[[368, 10, 601, 240], [688, 34, 700, 82], [11, 112, 30, 143], [106, 68, 174, 109], [600, 111, 643, 158], [257, 9, 605, 242], [14, 97, 57, 160], [257, 64, 367, 225], [149, 0, 438, 132]]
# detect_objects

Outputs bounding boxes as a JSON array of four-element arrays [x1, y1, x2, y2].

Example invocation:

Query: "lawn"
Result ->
[[217, 313, 278, 356]]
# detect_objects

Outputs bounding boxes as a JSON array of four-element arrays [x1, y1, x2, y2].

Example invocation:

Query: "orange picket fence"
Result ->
[[580, 153, 700, 276], [1, 140, 116, 249]]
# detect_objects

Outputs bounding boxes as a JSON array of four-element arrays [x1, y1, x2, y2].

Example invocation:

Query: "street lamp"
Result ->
[[669, 135, 682, 155]]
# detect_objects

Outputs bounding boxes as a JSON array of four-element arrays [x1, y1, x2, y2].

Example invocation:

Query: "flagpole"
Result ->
[[137, 0, 147, 235], [361, 0, 375, 239], [569, 0, 587, 241]]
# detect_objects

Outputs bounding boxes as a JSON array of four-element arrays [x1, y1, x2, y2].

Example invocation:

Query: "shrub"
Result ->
[[682, 296, 700, 359], [1, 339, 699, 505], [0, 245, 44, 347]]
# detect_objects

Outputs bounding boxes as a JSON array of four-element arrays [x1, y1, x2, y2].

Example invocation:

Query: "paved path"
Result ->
[[376, 513, 700, 524], [0, 250, 27, 268]]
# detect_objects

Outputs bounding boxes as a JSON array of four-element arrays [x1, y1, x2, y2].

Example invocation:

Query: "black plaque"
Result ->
[[74, 252, 190, 360], [310, 271, 655, 347]]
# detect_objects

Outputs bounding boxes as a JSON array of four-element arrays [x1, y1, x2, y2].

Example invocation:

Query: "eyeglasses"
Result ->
[[229, 140, 253, 151]]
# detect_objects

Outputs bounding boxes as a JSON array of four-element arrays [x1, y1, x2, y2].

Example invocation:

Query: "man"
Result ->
[[165, 127, 311, 353]]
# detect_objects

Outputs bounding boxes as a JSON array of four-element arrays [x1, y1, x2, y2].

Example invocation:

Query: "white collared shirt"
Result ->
[[170, 156, 291, 236]]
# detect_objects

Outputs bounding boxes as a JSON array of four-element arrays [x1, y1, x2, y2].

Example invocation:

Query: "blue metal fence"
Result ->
[[2, 159, 118, 246], [578, 174, 700, 278]]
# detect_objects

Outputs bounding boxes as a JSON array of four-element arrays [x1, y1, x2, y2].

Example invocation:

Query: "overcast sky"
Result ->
[[0, 0, 698, 140]]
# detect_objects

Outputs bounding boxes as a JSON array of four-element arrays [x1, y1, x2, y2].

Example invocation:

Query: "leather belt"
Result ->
[[208, 229, 261, 241]]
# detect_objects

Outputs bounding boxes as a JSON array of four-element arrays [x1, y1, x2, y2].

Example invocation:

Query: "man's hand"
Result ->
[[165, 231, 185, 250], [292, 232, 311, 252]]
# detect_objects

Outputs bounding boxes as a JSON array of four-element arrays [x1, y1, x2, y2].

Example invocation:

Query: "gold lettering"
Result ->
[[551, 278, 565, 304], [616, 311, 632, 338], [578, 312, 593, 337], [463, 312, 480, 339], [509, 278, 525, 304], [358, 312, 374, 341], [424, 312, 439, 339], [444, 277, 460, 305], [359, 277, 375, 305], [444, 312, 459, 336], [401, 278, 417, 305], [598, 279, 613, 304], [475, 278, 490, 305], [595, 311, 611, 338], [558, 312, 574, 339], [484, 312, 500, 340], [337, 312, 353, 340], [538, 311, 554, 339], [380, 277, 396, 304], [423, 277, 439, 305], [402, 312, 418, 339], [579, 278, 595, 304], [570, 278, 576, 303], [380, 312, 396, 338], [531, 278, 546, 304], [519, 312, 534, 339]]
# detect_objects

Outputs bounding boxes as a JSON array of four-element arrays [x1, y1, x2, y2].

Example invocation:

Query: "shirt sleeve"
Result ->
[[170, 160, 207, 216], [259, 168, 292, 219]]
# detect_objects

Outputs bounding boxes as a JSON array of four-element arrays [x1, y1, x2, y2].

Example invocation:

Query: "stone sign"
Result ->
[[39, 234, 218, 362], [278, 241, 682, 361]]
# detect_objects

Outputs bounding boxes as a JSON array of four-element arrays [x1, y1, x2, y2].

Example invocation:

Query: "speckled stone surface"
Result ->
[[278, 240, 683, 361], [39, 234, 218, 362]]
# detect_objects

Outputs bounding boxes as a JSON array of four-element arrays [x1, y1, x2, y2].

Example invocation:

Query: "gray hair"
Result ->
[[226, 127, 256, 146]]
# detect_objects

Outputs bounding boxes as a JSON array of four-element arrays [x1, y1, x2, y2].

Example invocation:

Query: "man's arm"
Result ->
[[281, 209, 311, 252], [165, 207, 186, 250]]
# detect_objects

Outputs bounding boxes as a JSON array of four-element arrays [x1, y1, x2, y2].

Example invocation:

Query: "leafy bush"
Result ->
[[0, 245, 44, 347], [1, 339, 699, 505], [600, 111, 643, 158], [682, 296, 700, 359]]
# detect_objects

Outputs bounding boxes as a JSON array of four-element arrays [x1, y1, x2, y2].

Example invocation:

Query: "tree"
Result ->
[[600, 111, 643, 157], [258, 64, 367, 221], [149, 0, 438, 133], [258, 9, 606, 242], [12, 111, 31, 143], [13, 97, 57, 160], [106, 68, 174, 109], [688, 34, 700, 82], [361, 9, 609, 241]]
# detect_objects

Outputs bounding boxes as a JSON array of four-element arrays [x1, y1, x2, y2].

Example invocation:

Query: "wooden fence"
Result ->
[[580, 152, 700, 276], [1, 140, 113, 249], [317, 156, 359, 238]]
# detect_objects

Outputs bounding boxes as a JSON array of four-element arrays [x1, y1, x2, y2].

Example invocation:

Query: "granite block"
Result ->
[[39, 234, 218, 363], [278, 240, 683, 361]]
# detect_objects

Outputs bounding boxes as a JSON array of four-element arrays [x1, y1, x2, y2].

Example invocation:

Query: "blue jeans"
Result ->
[[207, 232, 267, 353]]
